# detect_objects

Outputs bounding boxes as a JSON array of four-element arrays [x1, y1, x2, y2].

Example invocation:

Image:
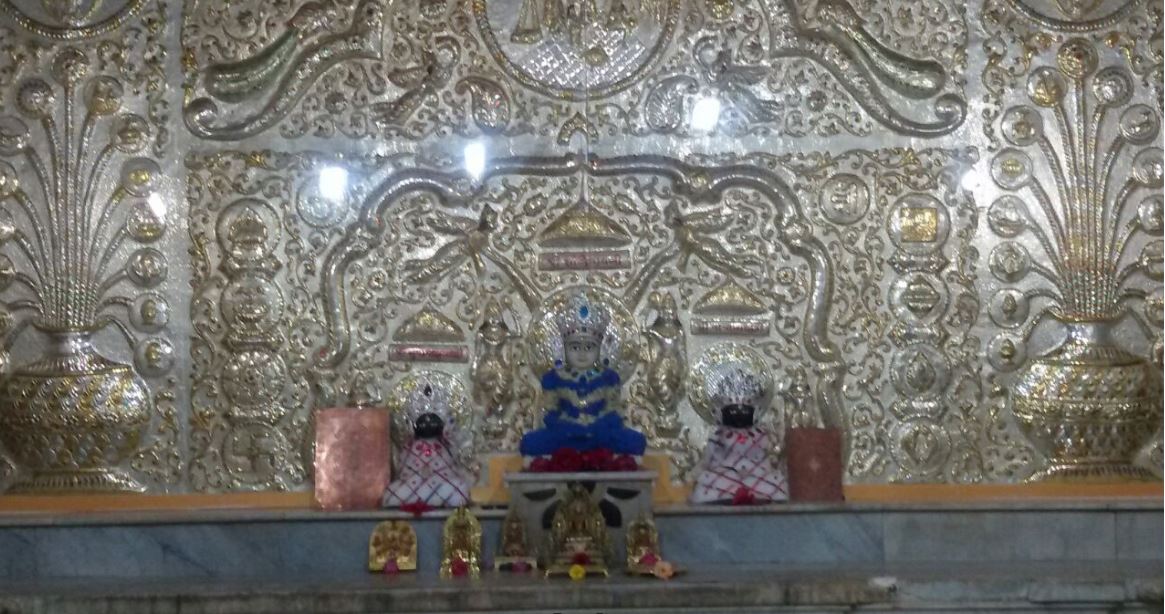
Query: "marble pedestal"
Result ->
[[503, 470, 656, 566], [0, 500, 1159, 613]]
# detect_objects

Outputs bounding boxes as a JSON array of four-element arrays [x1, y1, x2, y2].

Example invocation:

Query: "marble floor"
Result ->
[[0, 561, 1160, 613]]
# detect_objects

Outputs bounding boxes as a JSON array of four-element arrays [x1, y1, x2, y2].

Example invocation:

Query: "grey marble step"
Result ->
[[0, 501, 1159, 580], [0, 562, 1160, 614]]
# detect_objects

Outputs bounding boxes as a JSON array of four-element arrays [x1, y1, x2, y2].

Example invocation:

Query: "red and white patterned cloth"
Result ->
[[382, 438, 471, 508], [690, 426, 788, 504]]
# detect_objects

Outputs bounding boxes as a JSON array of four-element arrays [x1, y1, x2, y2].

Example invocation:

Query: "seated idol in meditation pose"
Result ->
[[383, 382, 472, 509], [690, 366, 787, 504], [520, 295, 647, 458]]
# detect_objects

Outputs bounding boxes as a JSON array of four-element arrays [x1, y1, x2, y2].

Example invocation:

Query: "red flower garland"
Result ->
[[527, 448, 639, 473]]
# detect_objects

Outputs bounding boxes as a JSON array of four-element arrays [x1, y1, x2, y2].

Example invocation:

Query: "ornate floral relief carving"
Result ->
[[699, 147, 1032, 483], [473, 0, 683, 100], [186, 150, 394, 490], [0, 0, 146, 40], [627, 0, 968, 137], [182, 146, 1055, 488], [180, 0, 966, 142], [981, 0, 1163, 478], [0, 0, 179, 493], [188, 151, 849, 486]]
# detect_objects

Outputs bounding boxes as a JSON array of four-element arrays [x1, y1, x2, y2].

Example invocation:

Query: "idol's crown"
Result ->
[[709, 364, 766, 410], [406, 382, 452, 424], [556, 293, 609, 344]]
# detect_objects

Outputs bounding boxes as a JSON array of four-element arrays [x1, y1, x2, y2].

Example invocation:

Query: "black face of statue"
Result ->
[[721, 404, 755, 428], [414, 412, 445, 439]]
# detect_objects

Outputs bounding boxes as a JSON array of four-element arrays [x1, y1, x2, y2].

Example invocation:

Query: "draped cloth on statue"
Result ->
[[690, 426, 787, 504], [520, 368, 647, 456], [382, 438, 471, 508]]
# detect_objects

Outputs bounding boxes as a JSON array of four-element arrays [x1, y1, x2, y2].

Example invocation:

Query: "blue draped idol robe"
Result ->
[[519, 367, 647, 456]]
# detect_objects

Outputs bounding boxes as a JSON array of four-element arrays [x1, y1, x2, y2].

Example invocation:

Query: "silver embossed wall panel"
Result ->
[[0, 0, 1160, 493]]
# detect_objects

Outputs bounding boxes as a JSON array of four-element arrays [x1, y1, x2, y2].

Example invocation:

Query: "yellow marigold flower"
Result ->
[[568, 564, 586, 581], [652, 560, 675, 580]]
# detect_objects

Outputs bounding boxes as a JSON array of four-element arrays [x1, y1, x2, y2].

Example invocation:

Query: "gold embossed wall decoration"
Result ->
[[981, 0, 1164, 480], [0, 0, 180, 493], [179, 0, 969, 142], [188, 151, 851, 486], [728, 148, 1037, 482], [1, 0, 1160, 495]]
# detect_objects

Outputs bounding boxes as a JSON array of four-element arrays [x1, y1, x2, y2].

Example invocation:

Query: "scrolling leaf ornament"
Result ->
[[181, 0, 966, 142], [183, 0, 388, 140], [637, 0, 967, 138], [311, 154, 846, 473], [769, 0, 967, 136]]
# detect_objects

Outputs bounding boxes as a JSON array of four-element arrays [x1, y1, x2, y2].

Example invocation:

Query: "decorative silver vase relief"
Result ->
[[0, 329, 152, 493], [0, 47, 167, 492], [1013, 318, 1160, 481], [990, 38, 1164, 481]]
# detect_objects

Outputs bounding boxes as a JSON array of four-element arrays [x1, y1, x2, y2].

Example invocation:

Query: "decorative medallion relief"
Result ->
[[0, 0, 179, 493], [723, 147, 1033, 482], [0, 0, 145, 39], [180, 0, 968, 142]]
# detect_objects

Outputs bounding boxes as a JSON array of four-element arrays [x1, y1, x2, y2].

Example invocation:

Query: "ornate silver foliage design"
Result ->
[[0, 0, 180, 492], [179, 0, 968, 141], [0, 0, 1159, 494]]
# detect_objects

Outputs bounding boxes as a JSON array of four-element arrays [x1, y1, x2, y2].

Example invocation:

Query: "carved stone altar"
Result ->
[[504, 470, 656, 570]]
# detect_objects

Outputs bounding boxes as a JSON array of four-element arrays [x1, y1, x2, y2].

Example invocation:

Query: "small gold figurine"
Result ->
[[545, 483, 609, 578], [368, 520, 417, 572], [626, 515, 660, 574], [495, 508, 538, 572], [625, 514, 679, 579], [440, 507, 482, 578], [625, 515, 658, 569]]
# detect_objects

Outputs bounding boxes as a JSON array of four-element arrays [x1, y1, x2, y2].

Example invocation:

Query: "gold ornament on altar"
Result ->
[[495, 508, 538, 572], [626, 514, 658, 570], [626, 514, 679, 578], [544, 483, 609, 578], [368, 520, 417, 572], [440, 507, 482, 579], [472, 298, 514, 437]]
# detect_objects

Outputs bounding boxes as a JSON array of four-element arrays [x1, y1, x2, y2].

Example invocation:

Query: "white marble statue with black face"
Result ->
[[382, 381, 472, 509], [690, 364, 787, 504]]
